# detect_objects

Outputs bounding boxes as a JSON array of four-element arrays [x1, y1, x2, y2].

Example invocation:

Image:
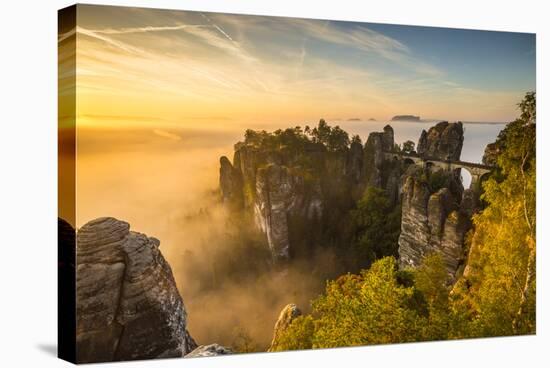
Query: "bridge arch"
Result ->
[[381, 151, 494, 193], [467, 169, 492, 192], [460, 168, 472, 188], [403, 157, 415, 166]]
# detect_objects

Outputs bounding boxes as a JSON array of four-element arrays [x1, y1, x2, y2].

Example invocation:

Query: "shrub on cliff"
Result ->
[[273, 257, 446, 349], [269, 315, 314, 352], [309, 119, 350, 152], [350, 187, 401, 270]]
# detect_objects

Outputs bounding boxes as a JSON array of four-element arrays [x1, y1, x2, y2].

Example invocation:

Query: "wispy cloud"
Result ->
[[153, 129, 182, 140], [71, 7, 527, 123], [272, 19, 442, 76], [76, 26, 147, 55], [86, 24, 212, 34]]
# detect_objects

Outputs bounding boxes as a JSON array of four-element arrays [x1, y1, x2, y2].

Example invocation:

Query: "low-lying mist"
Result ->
[[75, 125, 337, 350], [74, 121, 504, 350], [168, 201, 342, 350]]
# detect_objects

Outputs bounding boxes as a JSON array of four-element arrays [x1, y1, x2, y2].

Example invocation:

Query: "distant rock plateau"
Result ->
[[391, 115, 421, 122]]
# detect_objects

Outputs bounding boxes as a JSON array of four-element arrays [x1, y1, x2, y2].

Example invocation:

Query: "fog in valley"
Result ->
[[74, 119, 504, 349]]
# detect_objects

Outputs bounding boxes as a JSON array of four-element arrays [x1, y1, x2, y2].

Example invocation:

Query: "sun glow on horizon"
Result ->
[[61, 5, 535, 129]]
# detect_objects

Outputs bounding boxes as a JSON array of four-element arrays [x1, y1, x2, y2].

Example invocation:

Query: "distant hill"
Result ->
[[391, 115, 420, 122]]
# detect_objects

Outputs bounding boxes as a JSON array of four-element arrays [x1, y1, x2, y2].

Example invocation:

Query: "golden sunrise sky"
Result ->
[[60, 5, 536, 128]]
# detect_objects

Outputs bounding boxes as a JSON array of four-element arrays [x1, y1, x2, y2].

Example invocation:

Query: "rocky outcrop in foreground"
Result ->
[[268, 304, 302, 352], [75, 217, 197, 363], [185, 344, 233, 358]]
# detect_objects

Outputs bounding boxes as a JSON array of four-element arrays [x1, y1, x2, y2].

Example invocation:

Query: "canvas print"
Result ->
[[58, 4, 536, 364]]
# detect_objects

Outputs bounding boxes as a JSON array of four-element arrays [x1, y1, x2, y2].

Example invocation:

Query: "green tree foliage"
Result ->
[[452, 92, 536, 337], [243, 126, 311, 153], [351, 188, 401, 269], [402, 140, 415, 153], [413, 254, 451, 340], [231, 326, 259, 353], [273, 256, 462, 350], [242, 119, 351, 155], [312, 257, 425, 347], [310, 119, 350, 152], [351, 134, 362, 145], [273, 92, 536, 351], [426, 169, 451, 193]]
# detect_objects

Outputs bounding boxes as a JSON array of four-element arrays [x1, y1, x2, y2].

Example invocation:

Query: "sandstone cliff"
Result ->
[[398, 176, 470, 279], [219, 122, 397, 263], [398, 121, 472, 280], [220, 120, 477, 280], [363, 124, 395, 189], [75, 217, 197, 363], [268, 304, 302, 352], [417, 121, 464, 161]]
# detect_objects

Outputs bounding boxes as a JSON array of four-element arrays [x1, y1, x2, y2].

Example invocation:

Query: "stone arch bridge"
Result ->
[[383, 151, 495, 191]]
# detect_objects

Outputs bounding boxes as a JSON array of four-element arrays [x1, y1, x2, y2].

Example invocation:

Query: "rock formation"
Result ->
[[268, 304, 302, 352], [219, 156, 243, 209], [482, 141, 501, 166], [391, 115, 420, 122], [346, 139, 364, 187], [254, 163, 323, 262], [417, 121, 464, 161], [185, 344, 233, 358], [363, 125, 395, 188], [398, 176, 470, 279], [219, 123, 396, 263], [75, 217, 197, 363], [398, 121, 472, 280], [220, 120, 478, 277]]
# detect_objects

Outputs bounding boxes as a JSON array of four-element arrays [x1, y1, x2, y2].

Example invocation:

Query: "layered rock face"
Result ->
[[254, 164, 322, 261], [219, 125, 396, 262], [417, 121, 464, 161], [398, 177, 470, 278], [219, 156, 243, 209], [482, 141, 501, 166], [268, 304, 302, 352], [221, 144, 325, 262], [75, 217, 196, 363], [363, 124, 395, 188], [398, 121, 472, 280]]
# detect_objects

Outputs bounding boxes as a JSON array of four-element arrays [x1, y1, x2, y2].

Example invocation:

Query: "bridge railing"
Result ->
[[382, 150, 494, 170]]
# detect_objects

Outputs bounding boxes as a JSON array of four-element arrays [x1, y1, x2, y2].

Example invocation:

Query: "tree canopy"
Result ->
[[270, 92, 537, 351], [350, 187, 401, 270], [242, 119, 352, 154], [451, 91, 536, 337]]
